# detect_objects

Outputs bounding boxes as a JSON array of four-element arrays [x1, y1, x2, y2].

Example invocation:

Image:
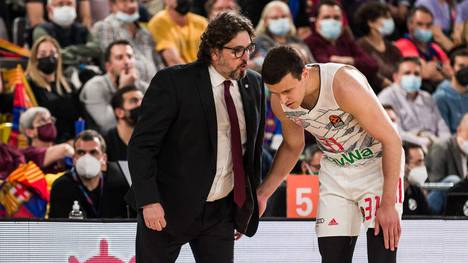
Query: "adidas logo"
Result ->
[[328, 218, 338, 226]]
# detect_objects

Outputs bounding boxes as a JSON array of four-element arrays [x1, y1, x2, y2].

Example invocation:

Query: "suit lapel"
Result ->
[[238, 74, 257, 154], [195, 64, 217, 165]]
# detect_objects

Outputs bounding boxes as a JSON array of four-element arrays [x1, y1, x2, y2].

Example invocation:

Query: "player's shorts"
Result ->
[[315, 156, 404, 238]]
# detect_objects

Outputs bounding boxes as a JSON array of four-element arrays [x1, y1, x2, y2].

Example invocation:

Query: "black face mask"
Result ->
[[455, 67, 468, 86], [37, 56, 57, 75], [126, 106, 141, 126], [175, 0, 192, 15]]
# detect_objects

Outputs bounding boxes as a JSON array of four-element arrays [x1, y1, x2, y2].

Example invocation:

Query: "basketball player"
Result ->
[[257, 46, 403, 263]]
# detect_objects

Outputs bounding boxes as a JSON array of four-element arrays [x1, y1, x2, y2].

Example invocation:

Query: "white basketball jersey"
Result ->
[[281, 63, 383, 167]]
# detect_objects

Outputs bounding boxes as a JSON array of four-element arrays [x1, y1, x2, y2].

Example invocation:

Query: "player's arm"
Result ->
[[334, 67, 402, 250], [257, 95, 305, 213]]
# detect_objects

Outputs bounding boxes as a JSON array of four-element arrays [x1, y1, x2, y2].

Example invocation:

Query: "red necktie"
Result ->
[[223, 80, 246, 207]]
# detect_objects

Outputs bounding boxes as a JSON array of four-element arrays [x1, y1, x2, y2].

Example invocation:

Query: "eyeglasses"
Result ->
[[223, 43, 256, 58]]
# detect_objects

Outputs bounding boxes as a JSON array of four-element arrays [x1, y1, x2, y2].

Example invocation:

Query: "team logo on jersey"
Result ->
[[329, 115, 344, 128], [328, 148, 375, 166], [328, 218, 339, 226]]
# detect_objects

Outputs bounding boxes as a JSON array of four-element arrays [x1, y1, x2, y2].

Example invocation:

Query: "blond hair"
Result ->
[[255, 1, 297, 37], [26, 35, 72, 95]]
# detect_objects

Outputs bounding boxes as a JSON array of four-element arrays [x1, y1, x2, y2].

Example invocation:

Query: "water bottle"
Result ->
[[68, 200, 85, 219], [74, 118, 86, 135]]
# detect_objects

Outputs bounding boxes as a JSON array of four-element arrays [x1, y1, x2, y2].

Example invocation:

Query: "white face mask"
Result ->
[[51, 6, 77, 27], [115, 11, 140, 23], [75, 154, 102, 179], [408, 165, 428, 186]]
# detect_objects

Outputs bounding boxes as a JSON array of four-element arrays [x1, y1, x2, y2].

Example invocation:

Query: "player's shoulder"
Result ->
[[332, 65, 364, 92]]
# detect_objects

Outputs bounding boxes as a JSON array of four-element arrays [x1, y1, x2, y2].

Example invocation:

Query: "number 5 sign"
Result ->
[[287, 175, 320, 218]]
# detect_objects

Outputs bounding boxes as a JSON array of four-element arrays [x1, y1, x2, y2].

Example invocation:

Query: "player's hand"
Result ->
[[374, 204, 401, 251], [142, 203, 167, 231], [257, 191, 268, 217]]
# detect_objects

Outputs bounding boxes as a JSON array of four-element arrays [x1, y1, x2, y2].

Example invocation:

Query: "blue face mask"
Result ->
[[413, 28, 432, 43], [400, 75, 422, 93], [379, 18, 395, 36], [319, 19, 342, 41], [116, 11, 139, 23], [268, 18, 290, 36]]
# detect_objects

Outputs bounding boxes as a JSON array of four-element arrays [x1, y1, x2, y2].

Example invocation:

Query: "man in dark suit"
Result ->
[[127, 12, 265, 262]]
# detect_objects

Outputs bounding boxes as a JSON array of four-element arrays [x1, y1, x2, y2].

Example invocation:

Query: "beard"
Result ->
[[228, 60, 247, 80]]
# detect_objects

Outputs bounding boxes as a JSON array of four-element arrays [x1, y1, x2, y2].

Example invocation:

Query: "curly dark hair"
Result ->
[[197, 12, 255, 63]]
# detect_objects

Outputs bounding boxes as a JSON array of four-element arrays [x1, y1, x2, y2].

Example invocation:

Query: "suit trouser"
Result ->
[[136, 194, 235, 263]]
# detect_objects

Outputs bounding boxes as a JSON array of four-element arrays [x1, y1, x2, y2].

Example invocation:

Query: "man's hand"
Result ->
[[118, 67, 138, 88], [142, 203, 167, 231], [374, 204, 401, 251]]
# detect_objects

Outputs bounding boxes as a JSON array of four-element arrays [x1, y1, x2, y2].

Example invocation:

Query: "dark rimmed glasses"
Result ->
[[223, 43, 256, 58]]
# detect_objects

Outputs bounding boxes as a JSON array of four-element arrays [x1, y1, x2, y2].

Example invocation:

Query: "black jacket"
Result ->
[[49, 162, 130, 218], [127, 61, 265, 237]]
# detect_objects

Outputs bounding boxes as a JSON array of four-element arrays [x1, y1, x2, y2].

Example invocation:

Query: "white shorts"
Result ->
[[315, 157, 404, 237]]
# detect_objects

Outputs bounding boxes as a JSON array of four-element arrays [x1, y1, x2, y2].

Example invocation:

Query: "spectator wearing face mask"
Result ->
[[105, 85, 143, 162], [26, 36, 83, 143], [49, 129, 130, 218], [249, 1, 313, 73], [433, 48, 468, 134], [354, 2, 402, 94], [304, 0, 378, 82], [32, 0, 101, 67], [148, 0, 208, 66], [414, 0, 457, 52], [80, 40, 148, 134], [25, 0, 92, 29], [395, 6, 451, 93], [92, 0, 163, 83], [19, 107, 74, 174], [402, 141, 431, 215], [378, 57, 450, 148]]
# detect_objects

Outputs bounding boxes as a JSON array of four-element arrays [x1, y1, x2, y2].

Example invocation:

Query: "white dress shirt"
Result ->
[[206, 65, 247, 201]]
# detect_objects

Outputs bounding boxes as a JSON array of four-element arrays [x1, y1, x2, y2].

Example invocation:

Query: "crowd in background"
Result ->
[[0, 0, 467, 219]]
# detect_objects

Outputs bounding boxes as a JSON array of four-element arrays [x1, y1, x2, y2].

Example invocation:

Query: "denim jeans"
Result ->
[[427, 175, 461, 214]]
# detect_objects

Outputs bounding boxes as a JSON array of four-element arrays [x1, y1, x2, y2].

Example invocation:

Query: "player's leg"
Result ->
[[366, 229, 397, 263], [316, 160, 363, 263], [318, 236, 357, 263], [316, 193, 362, 262]]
